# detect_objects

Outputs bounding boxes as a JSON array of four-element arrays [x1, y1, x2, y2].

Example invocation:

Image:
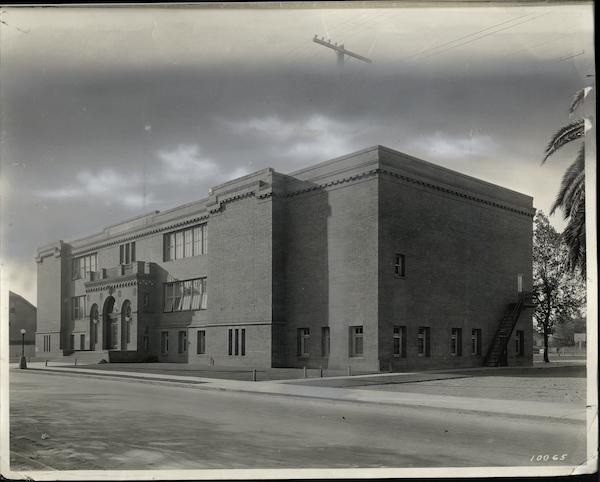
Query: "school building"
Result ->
[[35, 145, 535, 370]]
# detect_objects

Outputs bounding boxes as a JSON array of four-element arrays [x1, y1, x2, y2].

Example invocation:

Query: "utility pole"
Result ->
[[312, 35, 373, 67]]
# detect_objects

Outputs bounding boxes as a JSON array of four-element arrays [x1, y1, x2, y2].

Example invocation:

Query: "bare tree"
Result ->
[[533, 211, 585, 362]]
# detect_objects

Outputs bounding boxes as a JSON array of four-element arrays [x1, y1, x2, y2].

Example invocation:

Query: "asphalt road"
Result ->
[[9, 370, 587, 470]]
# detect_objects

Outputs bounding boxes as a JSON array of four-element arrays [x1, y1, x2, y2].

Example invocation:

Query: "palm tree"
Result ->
[[542, 87, 590, 278]]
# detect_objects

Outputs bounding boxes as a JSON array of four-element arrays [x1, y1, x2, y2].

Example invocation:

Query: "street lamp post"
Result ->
[[19, 329, 27, 369]]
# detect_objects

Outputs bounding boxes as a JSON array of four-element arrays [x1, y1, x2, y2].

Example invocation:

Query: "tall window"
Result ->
[[71, 296, 86, 320], [69, 334, 75, 350], [471, 329, 482, 355], [80, 334, 85, 350], [451, 328, 462, 356], [178, 331, 187, 353], [119, 242, 136, 265], [161, 331, 169, 354], [228, 329, 246, 356], [297, 328, 310, 356], [350, 326, 364, 357], [516, 330, 524, 356], [197, 330, 206, 354], [228, 329, 233, 356], [417, 327, 431, 357], [321, 327, 330, 357], [394, 254, 406, 278], [241, 329, 246, 356], [43, 335, 51, 352], [393, 326, 407, 357], [164, 278, 207, 312], [72, 253, 98, 279], [164, 224, 207, 261]]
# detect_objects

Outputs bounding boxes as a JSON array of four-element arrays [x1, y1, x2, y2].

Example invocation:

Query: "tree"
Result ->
[[542, 87, 591, 277], [533, 211, 585, 362]]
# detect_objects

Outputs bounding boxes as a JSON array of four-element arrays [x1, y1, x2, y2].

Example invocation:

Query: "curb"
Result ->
[[18, 367, 586, 423]]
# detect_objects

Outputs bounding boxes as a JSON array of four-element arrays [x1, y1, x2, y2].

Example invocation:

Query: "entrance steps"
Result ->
[[61, 350, 110, 365]]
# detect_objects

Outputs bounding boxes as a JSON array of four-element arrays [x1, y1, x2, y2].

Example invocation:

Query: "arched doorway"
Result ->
[[121, 300, 132, 350], [102, 296, 116, 350], [89, 304, 99, 350]]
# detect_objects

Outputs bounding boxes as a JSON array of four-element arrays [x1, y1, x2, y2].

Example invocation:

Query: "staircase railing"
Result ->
[[484, 291, 534, 367]]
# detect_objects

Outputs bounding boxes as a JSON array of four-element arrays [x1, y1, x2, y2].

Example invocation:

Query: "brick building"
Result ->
[[9, 291, 37, 360], [35, 146, 535, 370]]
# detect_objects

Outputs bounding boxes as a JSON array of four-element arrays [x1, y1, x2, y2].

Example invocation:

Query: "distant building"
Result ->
[[35, 146, 535, 370], [9, 291, 36, 359]]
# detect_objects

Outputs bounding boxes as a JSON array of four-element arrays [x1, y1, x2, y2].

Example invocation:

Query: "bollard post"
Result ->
[[347, 365, 351, 376], [252, 369, 257, 382], [303, 366, 307, 378], [45, 359, 48, 367], [320, 367, 323, 378]]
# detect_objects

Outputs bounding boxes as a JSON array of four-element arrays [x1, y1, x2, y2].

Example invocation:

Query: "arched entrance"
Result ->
[[102, 296, 117, 350], [89, 304, 99, 350]]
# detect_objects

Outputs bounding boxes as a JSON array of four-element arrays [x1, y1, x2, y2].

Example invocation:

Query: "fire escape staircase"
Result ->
[[484, 291, 536, 367]]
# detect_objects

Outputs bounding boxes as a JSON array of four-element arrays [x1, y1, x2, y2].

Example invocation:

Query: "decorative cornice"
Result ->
[[379, 169, 535, 218], [84, 274, 156, 293], [285, 169, 379, 198]]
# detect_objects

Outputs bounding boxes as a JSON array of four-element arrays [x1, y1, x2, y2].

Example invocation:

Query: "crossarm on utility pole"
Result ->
[[312, 35, 373, 64]]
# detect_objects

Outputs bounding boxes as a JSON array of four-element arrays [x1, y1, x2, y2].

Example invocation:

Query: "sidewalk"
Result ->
[[14, 362, 586, 422]]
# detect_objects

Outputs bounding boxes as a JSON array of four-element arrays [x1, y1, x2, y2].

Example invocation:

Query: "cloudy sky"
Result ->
[[0, 3, 594, 305]]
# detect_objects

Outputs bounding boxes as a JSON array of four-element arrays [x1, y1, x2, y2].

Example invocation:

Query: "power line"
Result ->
[[415, 13, 548, 61]]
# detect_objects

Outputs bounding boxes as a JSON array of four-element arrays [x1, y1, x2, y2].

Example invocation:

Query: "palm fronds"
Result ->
[[569, 87, 592, 114], [542, 119, 585, 164], [550, 144, 585, 217], [561, 191, 586, 276]]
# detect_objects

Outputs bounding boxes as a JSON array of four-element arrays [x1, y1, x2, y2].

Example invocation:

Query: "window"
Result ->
[[197, 330, 206, 354], [161, 331, 169, 354], [228, 328, 246, 356], [43, 335, 51, 352], [297, 328, 310, 356], [228, 329, 233, 355], [241, 329, 246, 356], [417, 327, 431, 357], [234, 329, 239, 355], [517, 273, 523, 293], [164, 278, 207, 312], [393, 326, 407, 357], [350, 326, 363, 357], [72, 253, 97, 279], [321, 327, 330, 357], [178, 331, 187, 354], [451, 328, 462, 356], [69, 334, 75, 350], [516, 330, 524, 356], [164, 224, 207, 261], [119, 242, 136, 265], [394, 254, 406, 277], [71, 296, 86, 320], [471, 329, 482, 355], [80, 334, 85, 350]]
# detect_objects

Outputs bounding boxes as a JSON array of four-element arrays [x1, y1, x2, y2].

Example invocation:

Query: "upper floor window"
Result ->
[[72, 253, 97, 280], [164, 277, 207, 312], [71, 296, 86, 320], [394, 254, 406, 278], [164, 224, 207, 261], [119, 242, 136, 265]]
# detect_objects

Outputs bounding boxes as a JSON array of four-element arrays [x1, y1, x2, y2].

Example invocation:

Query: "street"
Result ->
[[9, 369, 587, 470]]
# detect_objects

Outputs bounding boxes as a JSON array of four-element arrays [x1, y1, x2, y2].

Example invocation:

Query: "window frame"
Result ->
[[451, 328, 462, 356], [349, 326, 364, 357], [161, 331, 169, 354], [164, 224, 207, 261], [394, 253, 406, 278], [393, 325, 407, 357], [471, 328, 482, 356], [178, 330, 187, 354], [164, 277, 207, 312], [417, 326, 431, 357], [197, 330, 206, 354], [297, 328, 310, 357]]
